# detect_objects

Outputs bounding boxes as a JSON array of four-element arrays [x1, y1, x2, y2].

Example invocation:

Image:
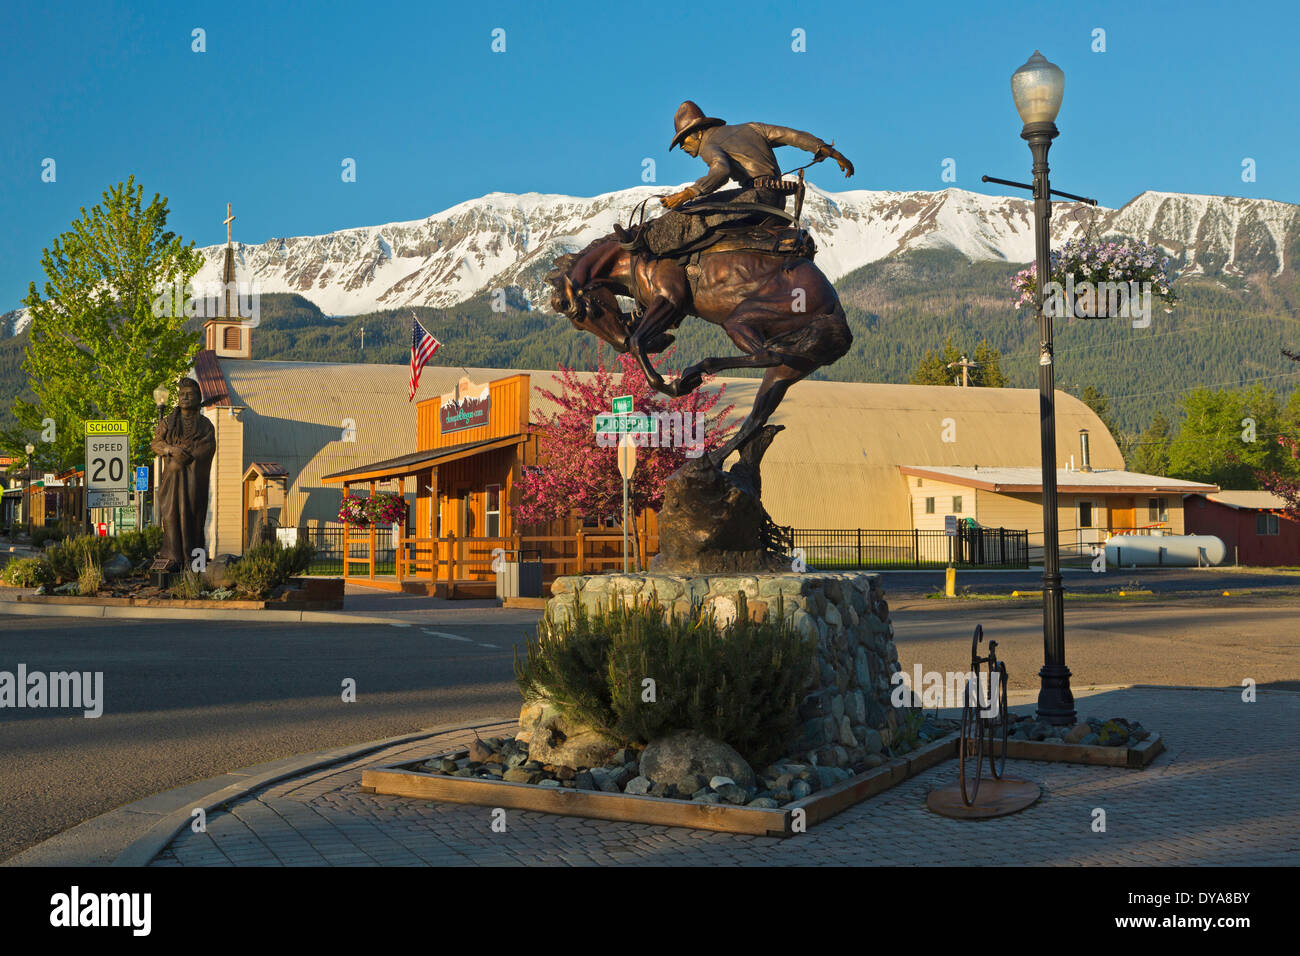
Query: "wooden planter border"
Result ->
[[362, 730, 1165, 837]]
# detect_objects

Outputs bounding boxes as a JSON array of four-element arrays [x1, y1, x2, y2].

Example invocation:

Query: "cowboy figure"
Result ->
[[634, 100, 855, 257]]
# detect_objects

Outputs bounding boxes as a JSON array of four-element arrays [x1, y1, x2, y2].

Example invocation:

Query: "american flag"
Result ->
[[408, 318, 441, 401]]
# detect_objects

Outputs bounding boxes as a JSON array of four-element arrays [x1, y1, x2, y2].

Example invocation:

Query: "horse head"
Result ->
[[545, 238, 634, 353]]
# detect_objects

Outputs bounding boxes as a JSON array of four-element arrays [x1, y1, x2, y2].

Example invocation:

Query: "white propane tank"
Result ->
[[1105, 534, 1227, 567]]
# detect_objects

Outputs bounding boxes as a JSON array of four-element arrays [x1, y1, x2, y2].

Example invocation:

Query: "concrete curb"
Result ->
[[0, 600, 526, 626], [5, 718, 515, 868]]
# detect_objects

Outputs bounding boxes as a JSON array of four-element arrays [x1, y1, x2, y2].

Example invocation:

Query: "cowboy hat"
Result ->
[[670, 100, 725, 150]]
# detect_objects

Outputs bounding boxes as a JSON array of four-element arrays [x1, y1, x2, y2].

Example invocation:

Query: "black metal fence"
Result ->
[[788, 527, 1029, 570], [297, 524, 1029, 575], [301, 526, 395, 575]]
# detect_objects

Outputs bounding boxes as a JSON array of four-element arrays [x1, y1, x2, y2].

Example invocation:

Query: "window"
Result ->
[[484, 484, 501, 537], [1079, 501, 1094, 529], [916, 478, 923, 487], [222, 325, 241, 350], [924, 497, 935, 515], [1147, 497, 1167, 522], [1257, 513, 1280, 536], [952, 496, 963, 514]]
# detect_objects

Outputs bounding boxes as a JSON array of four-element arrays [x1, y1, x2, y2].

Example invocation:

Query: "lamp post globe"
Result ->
[[1011, 50, 1065, 126], [1012, 50, 1076, 726], [24, 443, 35, 537]]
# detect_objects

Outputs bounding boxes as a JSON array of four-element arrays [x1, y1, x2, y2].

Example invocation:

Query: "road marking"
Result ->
[[478, 643, 498, 649], [422, 629, 472, 642], [388, 623, 412, 628]]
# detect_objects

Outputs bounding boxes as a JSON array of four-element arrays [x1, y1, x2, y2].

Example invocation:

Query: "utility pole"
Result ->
[[947, 355, 981, 387]]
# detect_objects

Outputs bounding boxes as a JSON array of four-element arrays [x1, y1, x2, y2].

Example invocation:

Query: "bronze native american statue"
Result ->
[[150, 377, 216, 572], [547, 101, 855, 572]]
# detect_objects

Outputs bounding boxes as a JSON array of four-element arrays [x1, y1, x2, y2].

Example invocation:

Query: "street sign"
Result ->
[[134, 465, 149, 491], [611, 395, 634, 415], [594, 412, 654, 434], [617, 433, 637, 479], [85, 421, 130, 512], [945, 515, 958, 536], [88, 490, 130, 508]]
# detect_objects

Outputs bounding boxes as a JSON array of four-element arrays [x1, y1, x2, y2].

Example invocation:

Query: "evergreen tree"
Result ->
[[5, 178, 202, 470], [1128, 412, 1173, 476], [909, 336, 1007, 387]]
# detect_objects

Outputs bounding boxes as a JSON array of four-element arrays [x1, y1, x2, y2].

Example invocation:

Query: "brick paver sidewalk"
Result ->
[[150, 688, 1299, 866]]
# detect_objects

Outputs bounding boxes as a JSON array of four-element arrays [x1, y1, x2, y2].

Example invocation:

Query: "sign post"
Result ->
[[595, 398, 653, 573], [617, 434, 637, 572], [944, 514, 958, 597], [85, 421, 130, 533]]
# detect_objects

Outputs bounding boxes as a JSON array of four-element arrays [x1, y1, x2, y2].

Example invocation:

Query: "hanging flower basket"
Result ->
[[338, 494, 372, 526], [367, 492, 408, 526], [1011, 239, 1177, 319]]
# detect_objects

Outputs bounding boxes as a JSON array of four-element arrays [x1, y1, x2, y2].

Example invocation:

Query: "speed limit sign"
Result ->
[[85, 421, 131, 508]]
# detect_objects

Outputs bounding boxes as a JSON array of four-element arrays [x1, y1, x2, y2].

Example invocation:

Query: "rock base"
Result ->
[[538, 571, 909, 770]]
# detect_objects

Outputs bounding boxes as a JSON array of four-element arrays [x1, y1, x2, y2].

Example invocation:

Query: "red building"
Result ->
[[1183, 491, 1300, 566]]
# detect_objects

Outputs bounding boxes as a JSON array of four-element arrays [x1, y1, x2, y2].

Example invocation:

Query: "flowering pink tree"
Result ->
[[1255, 349, 1300, 522], [515, 349, 735, 528]]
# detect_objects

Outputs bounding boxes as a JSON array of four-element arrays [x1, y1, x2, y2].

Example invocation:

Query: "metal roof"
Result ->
[[217, 358, 1129, 529], [321, 434, 527, 483], [899, 465, 1218, 495], [1201, 490, 1290, 511]]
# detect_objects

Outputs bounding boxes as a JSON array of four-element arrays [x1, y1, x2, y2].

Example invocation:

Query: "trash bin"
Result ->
[[495, 549, 543, 599]]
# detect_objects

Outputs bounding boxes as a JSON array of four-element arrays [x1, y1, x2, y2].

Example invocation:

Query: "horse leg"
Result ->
[[709, 364, 807, 468], [628, 294, 683, 394]]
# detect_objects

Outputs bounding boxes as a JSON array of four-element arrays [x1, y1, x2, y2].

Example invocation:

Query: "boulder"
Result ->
[[102, 553, 133, 580], [639, 731, 756, 793], [515, 697, 615, 769], [203, 554, 239, 589]]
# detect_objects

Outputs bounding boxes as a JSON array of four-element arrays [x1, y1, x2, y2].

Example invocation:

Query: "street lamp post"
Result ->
[[24, 442, 35, 539], [984, 51, 1085, 726]]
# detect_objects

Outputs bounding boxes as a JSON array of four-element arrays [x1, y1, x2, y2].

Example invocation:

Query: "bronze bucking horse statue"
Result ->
[[544, 101, 855, 571]]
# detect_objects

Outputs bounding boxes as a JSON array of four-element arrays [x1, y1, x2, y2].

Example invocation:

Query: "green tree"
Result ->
[[909, 336, 1007, 387], [1128, 412, 1173, 476], [8, 178, 202, 469], [1166, 385, 1288, 488]]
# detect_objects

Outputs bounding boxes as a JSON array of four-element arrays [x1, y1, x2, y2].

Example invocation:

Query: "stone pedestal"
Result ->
[[544, 571, 906, 769]]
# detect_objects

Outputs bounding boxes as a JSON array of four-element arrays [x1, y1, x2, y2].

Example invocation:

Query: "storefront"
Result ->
[[322, 372, 656, 595]]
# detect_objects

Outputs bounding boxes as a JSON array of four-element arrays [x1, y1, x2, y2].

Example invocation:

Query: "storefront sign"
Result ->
[[439, 381, 491, 434]]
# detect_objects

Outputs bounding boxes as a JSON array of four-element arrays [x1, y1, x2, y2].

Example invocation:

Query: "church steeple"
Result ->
[[205, 202, 252, 359]]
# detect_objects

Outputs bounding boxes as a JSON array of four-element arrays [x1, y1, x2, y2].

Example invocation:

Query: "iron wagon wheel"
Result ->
[[988, 661, 1009, 780], [959, 672, 984, 806]]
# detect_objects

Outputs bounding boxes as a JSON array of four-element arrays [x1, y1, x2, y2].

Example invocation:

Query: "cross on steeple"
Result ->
[[224, 202, 235, 245]]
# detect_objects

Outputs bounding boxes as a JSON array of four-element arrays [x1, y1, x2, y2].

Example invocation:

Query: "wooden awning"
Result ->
[[321, 434, 527, 485]]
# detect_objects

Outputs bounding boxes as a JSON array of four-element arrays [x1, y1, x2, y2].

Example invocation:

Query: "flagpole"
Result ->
[[409, 309, 472, 383]]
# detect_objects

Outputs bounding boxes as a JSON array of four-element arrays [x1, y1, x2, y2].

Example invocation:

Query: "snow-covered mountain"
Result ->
[[7, 185, 1297, 334]]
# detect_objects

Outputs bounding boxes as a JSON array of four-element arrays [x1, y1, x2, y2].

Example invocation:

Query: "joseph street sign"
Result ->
[[593, 412, 654, 435]]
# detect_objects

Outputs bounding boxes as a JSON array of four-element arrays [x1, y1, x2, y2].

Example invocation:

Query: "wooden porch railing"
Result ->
[[355, 530, 665, 582]]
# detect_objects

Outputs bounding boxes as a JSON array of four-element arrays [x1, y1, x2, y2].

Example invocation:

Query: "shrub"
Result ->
[[169, 570, 205, 600], [31, 524, 65, 549], [228, 539, 318, 597], [515, 590, 814, 767], [2, 556, 55, 588], [115, 526, 163, 566], [78, 556, 104, 597], [45, 535, 115, 583]]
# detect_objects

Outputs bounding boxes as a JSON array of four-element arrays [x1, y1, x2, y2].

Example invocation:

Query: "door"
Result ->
[[1077, 499, 1102, 550]]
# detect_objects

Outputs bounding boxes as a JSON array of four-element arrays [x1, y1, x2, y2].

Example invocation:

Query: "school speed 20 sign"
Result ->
[[85, 420, 130, 508]]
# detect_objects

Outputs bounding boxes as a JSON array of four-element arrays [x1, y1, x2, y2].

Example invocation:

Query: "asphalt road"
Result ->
[[2, 595, 1298, 863], [0, 609, 539, 863], [876, 566, 1300, 598]]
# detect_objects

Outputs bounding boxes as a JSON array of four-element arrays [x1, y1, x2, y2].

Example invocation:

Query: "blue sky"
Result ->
[[2, 0, 1297, 309]]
